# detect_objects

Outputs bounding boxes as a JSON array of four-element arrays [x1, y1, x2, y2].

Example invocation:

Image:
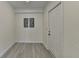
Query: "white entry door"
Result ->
[[48, 3, 63, 57]]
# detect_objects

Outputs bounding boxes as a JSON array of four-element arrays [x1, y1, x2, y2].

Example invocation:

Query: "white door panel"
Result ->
[[48, 3, 63, 57]]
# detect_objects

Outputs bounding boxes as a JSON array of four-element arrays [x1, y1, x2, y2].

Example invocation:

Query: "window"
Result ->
[[24, 18, 34, 28]]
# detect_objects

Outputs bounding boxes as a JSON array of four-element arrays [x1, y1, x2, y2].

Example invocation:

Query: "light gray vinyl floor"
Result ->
[[2, 43, 54, 58]]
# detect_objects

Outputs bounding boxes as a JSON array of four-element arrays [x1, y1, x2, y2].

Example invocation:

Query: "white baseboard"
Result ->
[[42, 43, 49, 50], [42, 43, 56, 58], [16, 41, 43, 43], [0, 42, 15, 57]]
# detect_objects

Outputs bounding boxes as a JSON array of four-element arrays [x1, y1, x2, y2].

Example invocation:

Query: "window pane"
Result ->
[[24, 18, 28, 28], [30, 18, 34, 28]]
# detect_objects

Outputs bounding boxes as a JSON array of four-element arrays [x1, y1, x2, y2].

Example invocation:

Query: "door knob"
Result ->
[[48, 31, 51, 36]]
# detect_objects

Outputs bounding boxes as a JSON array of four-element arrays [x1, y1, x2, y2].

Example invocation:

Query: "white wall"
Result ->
[[44, 1, 79, 58], [0, 2, 16, 57], [64, 2, 79, 57], [16, 12, 43, 43]]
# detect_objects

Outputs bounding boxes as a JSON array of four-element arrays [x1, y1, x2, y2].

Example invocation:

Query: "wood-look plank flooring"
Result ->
[[2, 43, 54, 58]]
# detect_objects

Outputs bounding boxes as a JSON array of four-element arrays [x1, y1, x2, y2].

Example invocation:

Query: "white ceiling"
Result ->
[[9, 1, 48, 10]]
